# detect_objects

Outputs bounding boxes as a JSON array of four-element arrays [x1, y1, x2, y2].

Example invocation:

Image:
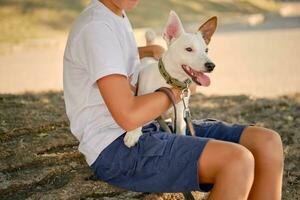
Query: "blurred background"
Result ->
[[0, 1, 300, 200], [0, 0, 299, 97]]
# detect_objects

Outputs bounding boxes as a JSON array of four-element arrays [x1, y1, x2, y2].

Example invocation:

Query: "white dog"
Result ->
[[124, 11, 217, 148]]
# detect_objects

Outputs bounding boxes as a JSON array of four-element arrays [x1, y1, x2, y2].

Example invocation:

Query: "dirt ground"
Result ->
[[0, 91, 299, 200]]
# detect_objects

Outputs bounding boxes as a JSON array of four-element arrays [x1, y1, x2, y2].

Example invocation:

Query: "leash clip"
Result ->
[[184, 108, 191, 118], [180, 88, 189, 98], [180, 79, 191, 98], [180, 87, 191, 118]]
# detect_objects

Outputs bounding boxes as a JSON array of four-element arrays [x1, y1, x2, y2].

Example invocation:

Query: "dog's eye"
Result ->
[[205, 48, 209, 53], [185, 47, 193, 52]]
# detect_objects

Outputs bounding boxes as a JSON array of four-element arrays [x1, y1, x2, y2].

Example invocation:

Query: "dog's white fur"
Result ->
[[124, 11, 217, 148]]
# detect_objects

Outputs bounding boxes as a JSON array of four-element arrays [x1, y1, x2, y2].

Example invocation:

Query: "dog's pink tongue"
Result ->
[[197, 73, 211, 87]]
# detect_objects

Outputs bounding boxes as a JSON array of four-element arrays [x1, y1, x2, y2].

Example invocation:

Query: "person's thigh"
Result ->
[[91, 129, 215, 193], [184, 119, 254, 183], [90, 120, 251, 193]]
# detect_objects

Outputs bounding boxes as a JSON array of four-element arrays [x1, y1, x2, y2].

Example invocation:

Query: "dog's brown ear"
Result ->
[[198, 16, 217, 45], [163, 11, 184, 45]]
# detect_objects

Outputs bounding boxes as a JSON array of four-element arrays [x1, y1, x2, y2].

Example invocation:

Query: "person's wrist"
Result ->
[[170, 87, 182, 103], [151, 45, 165, 60], [154, 87, 180, 105], [150, 45, 157, 56]]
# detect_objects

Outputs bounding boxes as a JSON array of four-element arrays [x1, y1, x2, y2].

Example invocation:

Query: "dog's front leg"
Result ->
[[124, 127, 143, 148], [175, 102, 186, 135]]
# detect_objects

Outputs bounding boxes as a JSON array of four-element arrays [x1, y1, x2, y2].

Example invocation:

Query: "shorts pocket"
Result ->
[[138, 133, 167, 157], [95, 140, 138, 179], [98, 163, 122, 180], [115, 147, 138, 177]]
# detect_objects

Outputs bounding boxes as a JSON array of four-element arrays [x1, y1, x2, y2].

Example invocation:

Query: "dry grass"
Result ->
[[0, 91, 299, 199]]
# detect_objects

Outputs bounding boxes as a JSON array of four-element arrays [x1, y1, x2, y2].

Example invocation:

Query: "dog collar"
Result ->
[[158, 58, 192, 90]]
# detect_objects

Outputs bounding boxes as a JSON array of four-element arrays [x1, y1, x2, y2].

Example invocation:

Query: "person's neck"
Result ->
[[99, 0, 124, 18]]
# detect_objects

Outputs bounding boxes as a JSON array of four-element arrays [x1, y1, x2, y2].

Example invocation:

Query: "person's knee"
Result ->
[[198, 140, 254, 184], [221, 144, 255, 180], [254, 127, 284, 167]]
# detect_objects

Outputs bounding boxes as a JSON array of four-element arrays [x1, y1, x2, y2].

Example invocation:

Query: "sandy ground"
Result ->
[[0, 14, 300, 97]]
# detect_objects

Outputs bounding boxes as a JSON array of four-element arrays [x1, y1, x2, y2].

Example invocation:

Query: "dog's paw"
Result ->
[[124, 131, 143, 148]]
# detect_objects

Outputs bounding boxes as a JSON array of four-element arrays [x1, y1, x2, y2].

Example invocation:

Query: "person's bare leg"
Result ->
[[197, 140, 255, 200], [239, 126, 284, 200]]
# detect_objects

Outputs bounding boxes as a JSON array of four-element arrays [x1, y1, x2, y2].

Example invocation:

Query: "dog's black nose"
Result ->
[[205, 62, 215, 72]]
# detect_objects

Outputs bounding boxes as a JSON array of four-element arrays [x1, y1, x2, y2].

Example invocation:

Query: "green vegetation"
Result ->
[[0, 0, 279, 44], [128, 0, 279, 28], [0, 0, 90, 43]]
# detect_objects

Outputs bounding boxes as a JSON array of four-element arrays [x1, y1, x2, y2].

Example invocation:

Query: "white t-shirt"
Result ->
[[63, 0, 140, 165]]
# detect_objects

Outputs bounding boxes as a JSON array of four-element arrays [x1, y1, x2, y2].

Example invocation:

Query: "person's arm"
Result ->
[[138, 45, 165, 60], [97, 74, 182, 131]]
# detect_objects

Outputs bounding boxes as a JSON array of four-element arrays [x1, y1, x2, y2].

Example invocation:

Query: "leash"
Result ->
[[180, 88, 196, 137], [157, 58, 196, 137], [135, 60, 197, 200], [155, 87, 197, 200], [155, 87, 196, 136], [155, 75, 197, 200], [135, 59, 196, 136], [155, 87, 177, 133]]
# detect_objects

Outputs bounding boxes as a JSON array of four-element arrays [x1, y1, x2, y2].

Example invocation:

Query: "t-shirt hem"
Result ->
[[79, 130, 125, 166]]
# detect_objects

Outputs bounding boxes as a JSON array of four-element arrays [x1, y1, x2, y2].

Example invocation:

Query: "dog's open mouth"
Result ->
[[182, 65, 211, 86]]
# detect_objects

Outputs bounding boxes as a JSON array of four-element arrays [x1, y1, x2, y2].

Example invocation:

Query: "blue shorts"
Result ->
[[91, 119, 249, 193]]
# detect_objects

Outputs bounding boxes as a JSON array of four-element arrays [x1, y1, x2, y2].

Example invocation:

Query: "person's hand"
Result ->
[[170, 83, 197, 103], [138, 45, 165, 60], [150, 45, 165, 60]]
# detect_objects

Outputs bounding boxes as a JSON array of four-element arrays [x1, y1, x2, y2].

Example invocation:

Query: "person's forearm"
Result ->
[[97, 75, 182, 132], [123, 88, 181, 131], [138, 46, 152, 59]]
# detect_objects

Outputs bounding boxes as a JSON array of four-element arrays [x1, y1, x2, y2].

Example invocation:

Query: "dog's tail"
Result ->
[[145, 29, 156, 46]]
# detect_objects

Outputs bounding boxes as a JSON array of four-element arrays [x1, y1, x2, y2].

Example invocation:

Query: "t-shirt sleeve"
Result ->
[[79, 22, 127, 84]]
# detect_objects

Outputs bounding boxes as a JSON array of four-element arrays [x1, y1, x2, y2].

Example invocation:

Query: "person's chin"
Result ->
[[125, 1, 139, 10]]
